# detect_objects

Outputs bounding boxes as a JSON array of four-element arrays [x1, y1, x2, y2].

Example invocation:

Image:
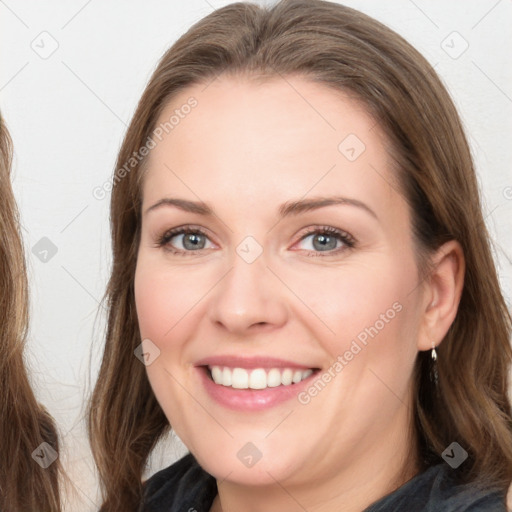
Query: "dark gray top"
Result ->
[[140, 453, 506, 511]]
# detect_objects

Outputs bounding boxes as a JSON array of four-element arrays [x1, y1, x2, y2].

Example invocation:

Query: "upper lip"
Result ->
[[195, 355, 318, 370]]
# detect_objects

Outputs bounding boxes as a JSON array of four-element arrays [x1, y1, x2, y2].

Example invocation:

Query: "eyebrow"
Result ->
[[144, 195, 377, 220]]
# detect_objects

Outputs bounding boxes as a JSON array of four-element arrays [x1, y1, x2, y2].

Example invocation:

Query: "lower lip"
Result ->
[[198, 367, 316, 411]]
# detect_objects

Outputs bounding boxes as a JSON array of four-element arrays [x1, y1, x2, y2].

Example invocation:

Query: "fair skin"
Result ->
[[134, 74, 464, 512]]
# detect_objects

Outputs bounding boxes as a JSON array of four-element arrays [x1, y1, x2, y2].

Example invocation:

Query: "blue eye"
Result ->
[[157, 225, 355, 256], [295, 227, 355, 254], [158, 227, 213, 253]]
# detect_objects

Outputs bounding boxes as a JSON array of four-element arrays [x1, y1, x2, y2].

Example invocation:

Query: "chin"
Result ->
[[194, 443, 302, 486]]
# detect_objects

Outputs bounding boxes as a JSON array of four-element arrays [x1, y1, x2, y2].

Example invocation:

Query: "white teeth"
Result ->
[[222, 367, 232, 386], [267, 368, 282, 388], [208, 366, 314, 389], [302, 369, 313, 379], [232, 368, 249, 389], [249, 368, 267, 389], [211, 366, 223, 384], [292, 370, 303, 384], [281, 369, 293, 386]]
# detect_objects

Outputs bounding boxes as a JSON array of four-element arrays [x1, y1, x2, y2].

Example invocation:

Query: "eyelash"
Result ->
[[156, 225, 356, 257]]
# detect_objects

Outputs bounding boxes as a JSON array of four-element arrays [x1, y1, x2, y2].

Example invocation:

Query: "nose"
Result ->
[[207, 249, 288, 336]]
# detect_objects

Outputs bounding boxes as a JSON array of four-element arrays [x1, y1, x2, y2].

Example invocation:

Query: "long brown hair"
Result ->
[[88, 1, 512, 509], [0, 114, 62, 510]]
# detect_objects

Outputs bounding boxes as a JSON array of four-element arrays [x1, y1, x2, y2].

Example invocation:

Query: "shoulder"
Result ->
[[365, 464, 507, 512], [140, 453, 217, 512]]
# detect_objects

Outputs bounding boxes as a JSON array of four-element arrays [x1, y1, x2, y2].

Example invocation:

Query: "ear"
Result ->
[[417, 240, 465, 352]]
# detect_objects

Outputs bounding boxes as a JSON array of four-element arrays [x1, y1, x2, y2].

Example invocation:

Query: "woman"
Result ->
[[0, 113, 61, 510], [88, 1, 512, 510]]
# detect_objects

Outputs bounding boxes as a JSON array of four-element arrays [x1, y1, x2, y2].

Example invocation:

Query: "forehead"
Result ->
[[150, 73, 380, 161], [142, 74, 401, 218]]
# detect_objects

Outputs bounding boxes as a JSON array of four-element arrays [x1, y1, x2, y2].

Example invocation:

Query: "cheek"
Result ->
[[286, 258, 419, 435], [134, 268, 173, 343], [284, 253, 419, 373], [134, 260, 206, 435], [292, 262, 412, 332], [134, 260, 208, 344]]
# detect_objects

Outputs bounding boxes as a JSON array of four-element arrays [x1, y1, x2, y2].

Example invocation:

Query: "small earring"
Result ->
[[430, 342, 439, 386]]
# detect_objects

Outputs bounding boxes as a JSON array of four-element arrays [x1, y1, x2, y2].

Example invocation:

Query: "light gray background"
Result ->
[[1, 0, 511, 510]]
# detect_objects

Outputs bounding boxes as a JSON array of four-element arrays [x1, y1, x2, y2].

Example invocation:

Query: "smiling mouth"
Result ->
[[205, 365, 318, 390]]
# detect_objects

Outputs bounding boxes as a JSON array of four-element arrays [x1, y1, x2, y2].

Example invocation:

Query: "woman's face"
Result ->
[[135, 75, 426, 489]]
